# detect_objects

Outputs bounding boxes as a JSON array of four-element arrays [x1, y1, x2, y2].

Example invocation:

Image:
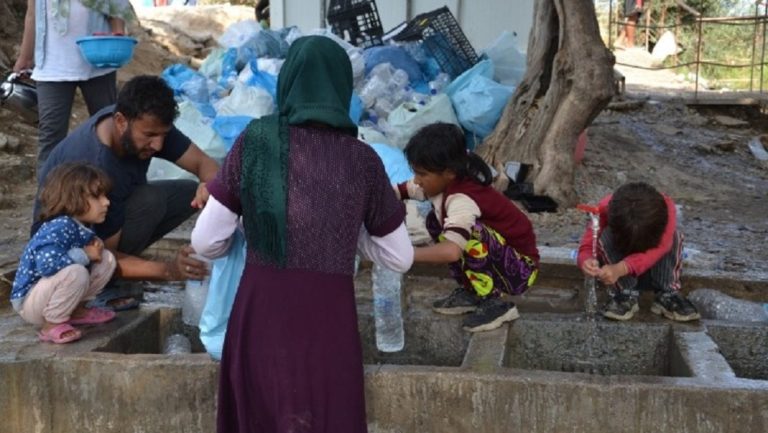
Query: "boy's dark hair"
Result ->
[[608, 182, 668, 256], [38, 163, 112, 222], [115, 75, 177, 125], [404, 122, 492, 186]]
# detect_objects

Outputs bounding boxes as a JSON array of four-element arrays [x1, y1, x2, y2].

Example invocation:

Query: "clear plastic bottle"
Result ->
[[428, 72, 451, 95], [371, 263, 405, 352], [183, 254, 212, 327], [163, 334, 192, 355]]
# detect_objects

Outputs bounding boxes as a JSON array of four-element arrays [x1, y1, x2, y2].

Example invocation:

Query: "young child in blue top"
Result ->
[[11, 163, 117, 344], [395, 123, 539, 332]]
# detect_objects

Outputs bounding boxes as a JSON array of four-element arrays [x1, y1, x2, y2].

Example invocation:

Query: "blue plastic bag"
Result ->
[[199, 230, 247, 361], [363, 45, 423, 83], [349, 92, 363, 125], [246, 60, 278, 100], [446, 60, 514, 138], [369, 143, 413, 183], [213, 116, 254, 151]]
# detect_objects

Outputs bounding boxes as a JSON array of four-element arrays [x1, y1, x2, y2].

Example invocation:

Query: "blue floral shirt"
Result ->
[[11, 215, 95, 311]]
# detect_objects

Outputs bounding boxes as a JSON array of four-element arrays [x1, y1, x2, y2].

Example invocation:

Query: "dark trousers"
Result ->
[[597, 229, 684, 299], [36, 72, 117, 176], [117, 180, 199, 255]]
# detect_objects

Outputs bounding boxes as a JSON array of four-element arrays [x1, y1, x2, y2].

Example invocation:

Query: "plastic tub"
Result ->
[[76, 35, 138, 68]]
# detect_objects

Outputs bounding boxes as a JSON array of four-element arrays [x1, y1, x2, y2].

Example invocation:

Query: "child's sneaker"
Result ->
[[651, 292, 701, 322], [432, 287, 481, 315], [602, 293, 639, 321], [462, 297, 519, 332]]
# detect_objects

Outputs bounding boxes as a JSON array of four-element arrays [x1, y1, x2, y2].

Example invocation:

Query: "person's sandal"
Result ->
[[38, 323, 82, 344]]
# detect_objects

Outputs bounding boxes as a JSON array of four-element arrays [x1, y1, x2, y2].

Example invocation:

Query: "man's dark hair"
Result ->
[[608, 182, 668, 256], [404, 122, 492, 186], [115, 75, 177, 125]]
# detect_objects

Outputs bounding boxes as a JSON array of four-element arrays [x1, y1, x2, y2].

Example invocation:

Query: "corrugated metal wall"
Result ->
[[271, 0, 533, 53]]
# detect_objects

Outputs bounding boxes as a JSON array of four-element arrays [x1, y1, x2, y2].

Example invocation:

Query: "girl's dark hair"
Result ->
[[608, 182, 668, 255], [115, 75, 178, 125], [38, 163, 112, 222], [404, 122, 492, 186]]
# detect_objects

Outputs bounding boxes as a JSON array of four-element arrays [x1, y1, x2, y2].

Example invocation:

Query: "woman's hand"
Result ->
[[190, 182, 210, 209]]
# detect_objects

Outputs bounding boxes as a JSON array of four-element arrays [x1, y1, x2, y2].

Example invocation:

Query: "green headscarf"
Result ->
[[241, 36, 357, 266]]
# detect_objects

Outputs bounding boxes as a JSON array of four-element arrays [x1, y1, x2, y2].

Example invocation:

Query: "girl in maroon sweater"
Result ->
[[396, 123, 539, 332]]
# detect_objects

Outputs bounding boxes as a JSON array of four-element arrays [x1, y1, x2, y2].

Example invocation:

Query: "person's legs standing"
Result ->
[[35, 81, 77, 174], [79, 72, 117, 116], [118, 180, 198, 255]]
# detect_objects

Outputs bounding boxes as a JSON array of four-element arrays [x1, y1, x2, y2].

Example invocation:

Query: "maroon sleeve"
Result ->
[[363, 149, 406, 237], [207, 133, 245, 215]]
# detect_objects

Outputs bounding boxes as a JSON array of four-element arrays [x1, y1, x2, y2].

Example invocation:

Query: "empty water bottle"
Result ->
[[371, 262, 405, 352], [428, 73, 451, 95], [164, 334, 192, 355]]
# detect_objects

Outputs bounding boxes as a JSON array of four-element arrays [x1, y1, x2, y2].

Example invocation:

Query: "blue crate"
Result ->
[[76, 36, 138, 68]]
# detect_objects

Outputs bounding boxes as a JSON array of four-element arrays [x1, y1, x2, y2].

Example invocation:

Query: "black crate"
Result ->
[[387, 6, 478, 78], [327, 0, 384, 48]]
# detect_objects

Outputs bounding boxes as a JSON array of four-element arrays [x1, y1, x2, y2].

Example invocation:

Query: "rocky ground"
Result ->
[[0, 4, 766, 281]]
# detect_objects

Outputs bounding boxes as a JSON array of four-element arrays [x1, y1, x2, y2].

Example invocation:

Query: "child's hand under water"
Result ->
[[581, 258, 600, 277], [596, 261, 629, 285]]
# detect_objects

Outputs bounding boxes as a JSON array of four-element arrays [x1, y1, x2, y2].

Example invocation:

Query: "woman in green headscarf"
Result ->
[[191, 36, 413, 433]]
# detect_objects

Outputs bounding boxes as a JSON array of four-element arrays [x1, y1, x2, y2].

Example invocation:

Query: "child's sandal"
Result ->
[[38, 323, 82, 344]]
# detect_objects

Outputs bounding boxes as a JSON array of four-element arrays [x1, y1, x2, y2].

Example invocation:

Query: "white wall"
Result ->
[[271, 0, 533, 53]]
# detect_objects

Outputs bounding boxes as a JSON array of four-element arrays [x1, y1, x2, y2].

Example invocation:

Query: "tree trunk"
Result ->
[[476, 0, 615, 207]]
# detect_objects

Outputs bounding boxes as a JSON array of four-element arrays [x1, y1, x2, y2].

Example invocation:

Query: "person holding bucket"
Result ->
[[13, 0, 136, 172]]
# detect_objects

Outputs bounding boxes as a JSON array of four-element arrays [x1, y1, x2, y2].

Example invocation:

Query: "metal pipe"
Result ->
[[761, 4, 767, 94], [694, 16, 703, 100], [609, 0, 614, 49], [751, 3, 758, 92], [320, 0, 327, 28]]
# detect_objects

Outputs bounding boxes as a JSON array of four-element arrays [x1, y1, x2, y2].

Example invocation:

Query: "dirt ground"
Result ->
[[0, 4, 766, 280]]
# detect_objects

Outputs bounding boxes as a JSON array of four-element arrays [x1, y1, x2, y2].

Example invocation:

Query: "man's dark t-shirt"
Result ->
[[33, 105, 192, 239]]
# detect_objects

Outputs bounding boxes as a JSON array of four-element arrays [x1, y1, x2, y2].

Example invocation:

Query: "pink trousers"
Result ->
[[19, 250, 116, 326]]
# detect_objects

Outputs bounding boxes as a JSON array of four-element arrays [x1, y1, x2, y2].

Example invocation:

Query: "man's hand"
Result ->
[[84, 238, 104, 263], [167, 244, 210, 281], [13, 57, 33, 75], [190, 182, 210, 209]]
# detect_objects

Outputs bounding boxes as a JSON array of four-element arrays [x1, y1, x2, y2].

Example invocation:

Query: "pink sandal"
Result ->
[[38, 323, 82, 344], [68, 307, 116, 326]]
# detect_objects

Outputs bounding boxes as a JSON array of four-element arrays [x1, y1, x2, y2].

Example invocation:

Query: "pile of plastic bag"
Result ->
[[151, 19, 527, 181]]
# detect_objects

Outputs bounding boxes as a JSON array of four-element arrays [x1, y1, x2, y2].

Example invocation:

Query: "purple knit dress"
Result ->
[[207, 125, 405, 433]]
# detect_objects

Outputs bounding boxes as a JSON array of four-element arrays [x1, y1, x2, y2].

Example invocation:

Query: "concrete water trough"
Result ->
[[1, 256, 767, 433]]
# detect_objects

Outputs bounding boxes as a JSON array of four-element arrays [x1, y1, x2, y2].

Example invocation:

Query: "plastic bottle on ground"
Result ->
[[371, 262, 405, 352], [428, 73, 451, 95], [164, 334, 192, 355]]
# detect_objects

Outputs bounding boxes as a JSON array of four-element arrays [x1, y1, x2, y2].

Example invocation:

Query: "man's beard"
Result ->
[[120, 128, 141, 158]]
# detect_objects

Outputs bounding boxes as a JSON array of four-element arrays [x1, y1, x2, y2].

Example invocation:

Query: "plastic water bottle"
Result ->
[[163, 334, 192, 355], [183, 254, 212, 327], [371, 263, 405, 352], [428, 73, 451, 95]]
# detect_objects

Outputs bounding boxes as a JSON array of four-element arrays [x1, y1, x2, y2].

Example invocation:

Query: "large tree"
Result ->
[[477, 0, 615, 206]]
